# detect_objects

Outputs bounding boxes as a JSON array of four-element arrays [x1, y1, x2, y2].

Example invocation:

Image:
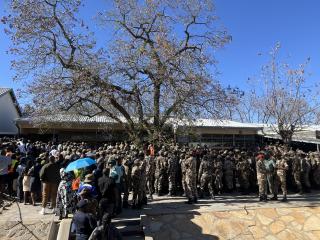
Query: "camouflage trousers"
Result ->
[[185, 174, 197, 199], [199, 174, 214, 197], [257, 173, 267, 197], [154, 174, 166, 194], [276, 171, 287, 196], [181, 173, 187, 194], [214, 173, 223, 191], [168, 171, 177, 193]]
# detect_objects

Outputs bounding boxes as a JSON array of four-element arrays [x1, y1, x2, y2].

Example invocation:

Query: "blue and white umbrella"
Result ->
[[65, 157, 96, 172]]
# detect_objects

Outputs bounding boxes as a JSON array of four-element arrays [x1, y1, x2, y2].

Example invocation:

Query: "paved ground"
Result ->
[[142, 191, 320, 215], [1, 192, 320, 240], [140, 192, 320, 240]]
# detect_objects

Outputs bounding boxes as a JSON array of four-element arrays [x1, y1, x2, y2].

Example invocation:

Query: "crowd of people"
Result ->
[[1, 138, 320, 239]]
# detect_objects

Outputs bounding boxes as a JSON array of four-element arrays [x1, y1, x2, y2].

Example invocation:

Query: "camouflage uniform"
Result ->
[[167, 151, 179, 196], [145, 155, 156, 200], [131, 159, 142, 208], [214, 156, 224, 194], [180, 153, 187, 196], [185, 152, 198, 203], [236, 154, 251, 193], [154, 152, 168, 195], [292, 156, 303, 193], [256, 156, 267, 201], [198, 154, 214, 199], [275, 157, 289, 201], [223, 156, 235, 191]]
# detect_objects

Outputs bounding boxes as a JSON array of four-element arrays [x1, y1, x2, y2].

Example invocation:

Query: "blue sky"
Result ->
[[1, 0, 320, 104]]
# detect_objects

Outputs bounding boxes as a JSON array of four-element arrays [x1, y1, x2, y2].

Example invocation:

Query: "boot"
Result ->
[[259, 196, 263, 202], [263, 195, 268, 202], [270, 195, 278, 201], [185, 198, 193, 204], [281, 195, 287, 202]]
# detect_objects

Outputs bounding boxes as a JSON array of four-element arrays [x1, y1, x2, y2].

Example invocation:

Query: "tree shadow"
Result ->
[[140, 200, 219, 240]]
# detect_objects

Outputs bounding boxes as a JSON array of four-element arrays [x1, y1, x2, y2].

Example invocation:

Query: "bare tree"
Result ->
[[247, 43, 319, 144], [3, 0, 238, 144]]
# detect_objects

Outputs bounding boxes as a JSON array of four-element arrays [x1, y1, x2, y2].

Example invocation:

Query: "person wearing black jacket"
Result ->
[[73, 199, 97, 240], [98, 168, 116, 221]]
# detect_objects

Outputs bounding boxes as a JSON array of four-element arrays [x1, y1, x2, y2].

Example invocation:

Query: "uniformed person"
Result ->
[[184, 151, 198, 204], [198, 154, 215, 199], [256, 153, 268, 201]]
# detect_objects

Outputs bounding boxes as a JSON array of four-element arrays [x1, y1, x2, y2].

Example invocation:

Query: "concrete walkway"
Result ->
[[1, 192, 320, 240]]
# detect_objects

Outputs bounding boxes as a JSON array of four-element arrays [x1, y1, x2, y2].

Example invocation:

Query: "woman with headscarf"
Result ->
[[56, 168, 74, 219]]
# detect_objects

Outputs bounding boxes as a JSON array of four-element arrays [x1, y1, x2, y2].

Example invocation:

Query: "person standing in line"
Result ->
[[29, 157, 42, 205], [275, 155, 289, 202], [22, 160, 33, 205], [256, 153, 268, 202], [73, 199, 97, 240], [185, 151, 198, 204], [39, 155, 60, 215]]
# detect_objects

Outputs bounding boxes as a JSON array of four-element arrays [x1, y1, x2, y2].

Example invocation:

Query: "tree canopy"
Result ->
[[3, 0, 240, 144]]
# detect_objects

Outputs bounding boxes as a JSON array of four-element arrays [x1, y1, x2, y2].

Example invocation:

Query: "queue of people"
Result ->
[[1, 138, 320, 239]]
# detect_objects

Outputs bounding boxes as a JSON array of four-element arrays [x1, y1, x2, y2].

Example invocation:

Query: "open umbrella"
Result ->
[[65, 157, 96, 172]]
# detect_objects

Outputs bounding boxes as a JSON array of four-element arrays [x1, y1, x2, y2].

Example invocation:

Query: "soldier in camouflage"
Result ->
[[236, 152, 251, 194], [154, 151, 168, 196], [214, 155, 224, 194], [198, 153, 215, 199], [256, 153, 268, 201], [167, 150, 179, 196], [275, 154, 289, 201], [145, 149, 156, 200], [292, 152, 303, 194], [180, 150, 187, 197], [223, 155, 235, 192], [184, 151, 198, 204]]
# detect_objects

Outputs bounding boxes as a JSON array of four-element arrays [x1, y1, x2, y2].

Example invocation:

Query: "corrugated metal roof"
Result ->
[[0, 87, 11, 97], [16, 114, 121, 124], [174, 119, 262, 129], [17, 115, 263, 129]]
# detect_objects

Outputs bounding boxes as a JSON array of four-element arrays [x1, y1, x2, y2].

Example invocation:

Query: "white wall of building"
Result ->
[[0, 92, 20, 135]]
